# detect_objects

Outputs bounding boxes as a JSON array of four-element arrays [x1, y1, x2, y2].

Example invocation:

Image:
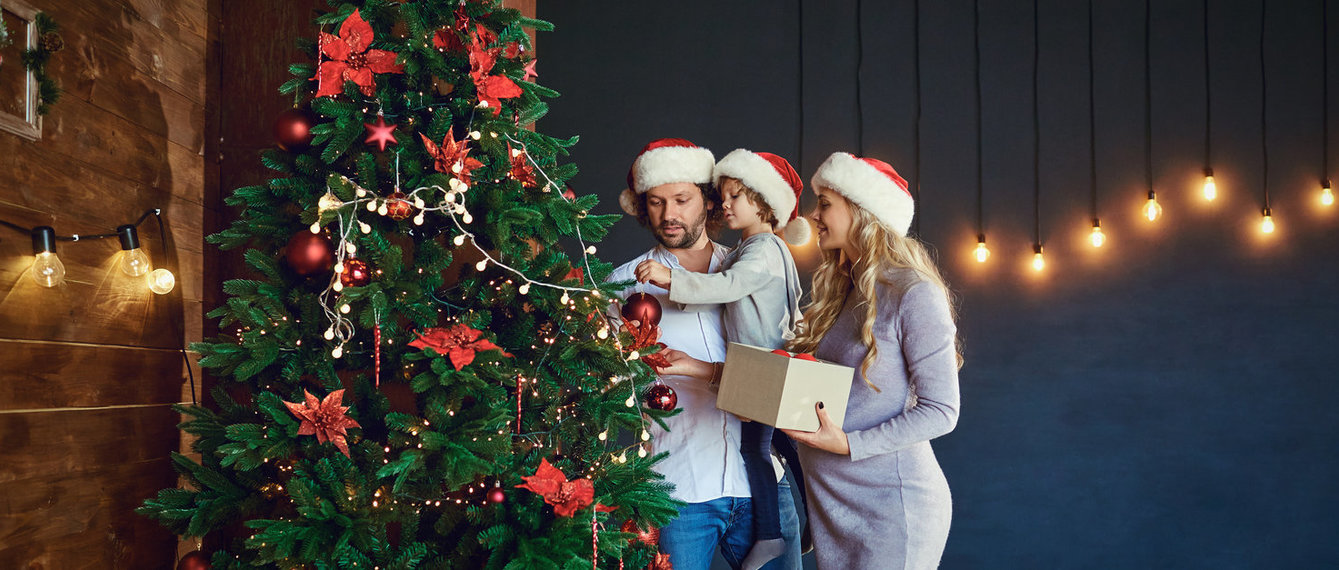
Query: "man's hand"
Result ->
[[634, 260, 673, 289], [781, 402, 850, 455]]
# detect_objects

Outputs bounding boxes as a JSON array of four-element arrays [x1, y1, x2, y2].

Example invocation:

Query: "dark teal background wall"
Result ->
[[537, 1, 1339, 567]]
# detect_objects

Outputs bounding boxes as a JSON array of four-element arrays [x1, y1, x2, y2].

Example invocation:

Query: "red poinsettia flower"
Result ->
[[563, 267, 584, 284], [648, 552, 673, 570], [284, 389, 361, 458], [409, 323, 512, 371], [622, 321, 671, 370], [420, 132, 484, 184], [508, 146, 538, 187], [468, 45, 523, 115], [316, 9, 404, 97], [515, 458, 606, 517]]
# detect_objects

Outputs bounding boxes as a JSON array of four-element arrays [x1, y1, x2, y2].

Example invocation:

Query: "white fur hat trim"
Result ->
[[631, 146, 715, 193], [810, 152, 914, 236], [713, 149, 798, 230]]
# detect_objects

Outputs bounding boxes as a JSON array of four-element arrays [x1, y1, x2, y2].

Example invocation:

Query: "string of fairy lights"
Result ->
[[963, 0, 1332, 272], [0, 209, 177, 293], [309, 133, 657, 472]]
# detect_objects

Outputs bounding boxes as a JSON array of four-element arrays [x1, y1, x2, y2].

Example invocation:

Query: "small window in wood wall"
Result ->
[[0, 0, 41, 141]]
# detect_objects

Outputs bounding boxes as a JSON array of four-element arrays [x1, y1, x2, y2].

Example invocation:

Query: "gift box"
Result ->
[[715, 342, 854, 431]]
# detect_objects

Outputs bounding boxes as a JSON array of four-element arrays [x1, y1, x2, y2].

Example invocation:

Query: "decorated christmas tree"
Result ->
[[138, 1, 678, 567]]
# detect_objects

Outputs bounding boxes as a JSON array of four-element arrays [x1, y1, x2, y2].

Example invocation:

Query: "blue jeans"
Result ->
[[658, 476, 802, 570]]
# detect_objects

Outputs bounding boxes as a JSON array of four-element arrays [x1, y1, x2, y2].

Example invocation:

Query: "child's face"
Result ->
[[719, 178, 766, 232]]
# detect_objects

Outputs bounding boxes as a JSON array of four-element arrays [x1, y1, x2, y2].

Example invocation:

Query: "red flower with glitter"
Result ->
[[284, 389, 361, 457], [508, 146, 538, 187], [316, 9, 404, 97], [468, 44, 523, 115], [420, 132, 484, 184], [516, 458, 608, 517], [409, 324, 511, 371], [623, 321, 671, 370]]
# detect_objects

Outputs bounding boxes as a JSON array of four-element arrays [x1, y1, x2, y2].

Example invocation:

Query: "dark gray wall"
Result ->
[[539, 1, 1339, 567]]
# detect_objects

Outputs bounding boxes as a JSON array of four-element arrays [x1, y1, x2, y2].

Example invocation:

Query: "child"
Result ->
[[635, 148, 809, 570]]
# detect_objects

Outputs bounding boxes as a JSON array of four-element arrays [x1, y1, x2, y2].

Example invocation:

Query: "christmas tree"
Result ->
[[138, 2, 679, 567]]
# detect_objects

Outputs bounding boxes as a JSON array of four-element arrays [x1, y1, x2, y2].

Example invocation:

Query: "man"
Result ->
[[607, 138, 803, 570]]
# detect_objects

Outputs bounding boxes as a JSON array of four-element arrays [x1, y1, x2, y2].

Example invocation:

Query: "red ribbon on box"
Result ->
[[769, 348, 818, 362]]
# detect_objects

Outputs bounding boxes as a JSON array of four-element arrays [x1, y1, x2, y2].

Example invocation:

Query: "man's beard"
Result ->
[[654, 210, 708, 249]]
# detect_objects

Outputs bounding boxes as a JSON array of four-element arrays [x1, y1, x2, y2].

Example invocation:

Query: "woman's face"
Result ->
[[810, 186, 855, 256]]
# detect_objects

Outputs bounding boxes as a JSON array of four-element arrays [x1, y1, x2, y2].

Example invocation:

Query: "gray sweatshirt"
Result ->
[[667, 232, 802, 350]]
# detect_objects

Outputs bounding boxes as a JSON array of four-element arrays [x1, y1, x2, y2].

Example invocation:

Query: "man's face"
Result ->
[[645, 182, 711, 249]]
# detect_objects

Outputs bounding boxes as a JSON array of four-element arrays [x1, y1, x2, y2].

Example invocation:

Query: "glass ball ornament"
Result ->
[[339, 258, 372, 287], [645, 382, 677, 411], [385, 191, 414, 220]]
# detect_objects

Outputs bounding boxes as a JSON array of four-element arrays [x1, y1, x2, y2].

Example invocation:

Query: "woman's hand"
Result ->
[[656, 348, 718, 382], [781, 402, 850, 456], [634, 260, 673, 289]]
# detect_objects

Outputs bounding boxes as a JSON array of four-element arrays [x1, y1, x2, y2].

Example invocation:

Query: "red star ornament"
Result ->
[[283, 389, 361, 457], [363, 115, 398, 152], [316, 9, 404, 97], [522, 59, 538, 82], [420, 132, 484, 184], [515, 458, 610, 517], [468, 45, 522, 115], [409, 323, 512, 371]]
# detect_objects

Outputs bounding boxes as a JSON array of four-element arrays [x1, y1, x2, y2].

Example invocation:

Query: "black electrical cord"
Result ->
[[0, 209, 158, 241], [855, 0, 865, 156], [912, 0, 922, 236], [1144, 0, 1154, 195], [974, 0, 984, 239], [1204, 0, 1212, 169], [1322, 0, 1329, 182], [1261, 0, 1270, 210], [1033, 0, 1042, 248], [1089, 0, 1098, 222]]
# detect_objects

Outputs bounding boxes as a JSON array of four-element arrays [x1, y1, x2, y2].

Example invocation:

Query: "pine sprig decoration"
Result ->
[[19, 12, 63, 115], [140, 1, 677, 567]]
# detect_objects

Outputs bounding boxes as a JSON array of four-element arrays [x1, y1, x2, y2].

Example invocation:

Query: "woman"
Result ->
[[662, 151, 960, 569], [778, 151, 961, 569]]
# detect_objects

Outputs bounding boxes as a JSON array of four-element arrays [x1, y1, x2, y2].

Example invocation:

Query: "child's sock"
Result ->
[[741, 537, 786, 570]]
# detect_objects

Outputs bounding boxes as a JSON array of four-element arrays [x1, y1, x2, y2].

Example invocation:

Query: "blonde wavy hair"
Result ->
[[787, 193, 963, 392]]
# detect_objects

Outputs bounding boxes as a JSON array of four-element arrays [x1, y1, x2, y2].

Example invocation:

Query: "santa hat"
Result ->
[[713, 149, 811, 245], [810, 152, 914, 236], [618, 138, 715, 216]]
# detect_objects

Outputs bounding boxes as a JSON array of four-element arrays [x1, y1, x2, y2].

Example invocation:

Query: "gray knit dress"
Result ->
[[797, 267, 961, 570]]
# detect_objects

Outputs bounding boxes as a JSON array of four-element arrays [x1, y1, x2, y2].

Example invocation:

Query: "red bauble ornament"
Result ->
[[339, 257, 372, 287], [385, 192, 413, 220], [645, 382, 677, 411], [274, 108, 317, 152], [176, 550, 211, 570], [487, 487, 506, 504], [620, 520, 660, 546], [286, 231, 335, 276], [621, 292, 662, 327]]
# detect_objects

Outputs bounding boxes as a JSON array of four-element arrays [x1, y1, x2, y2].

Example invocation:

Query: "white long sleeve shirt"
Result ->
[[607, 243, 754, 503]]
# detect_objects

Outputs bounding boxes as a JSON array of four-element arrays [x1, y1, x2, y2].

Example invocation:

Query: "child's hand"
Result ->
[[634, 260, 672, 289]]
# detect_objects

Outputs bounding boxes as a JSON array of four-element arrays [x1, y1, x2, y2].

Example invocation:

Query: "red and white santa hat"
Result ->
[[810, 152, 914, 236], [713, 149, 811, 245], [618, 138, 715, 216]]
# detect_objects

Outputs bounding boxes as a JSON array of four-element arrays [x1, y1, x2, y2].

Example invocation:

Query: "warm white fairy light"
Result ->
[[1260, 208, 1275, 233], [1090, 220, 1105, 248], [1322, 181, 1334, 206]]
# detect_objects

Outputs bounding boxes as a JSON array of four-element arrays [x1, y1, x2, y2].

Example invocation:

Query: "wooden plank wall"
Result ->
[[0, 0, 218, 568]]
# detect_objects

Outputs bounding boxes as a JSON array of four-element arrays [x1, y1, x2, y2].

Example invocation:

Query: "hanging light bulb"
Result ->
[[1260, 207, 1275, 233], [1143, 190, 1163, 221], [148, 268, 176, 294], [1321, 180, 1334, 206], [1202, 169, 1217, 201], [30, 226, 66, 288], [116, 224, 152, 277], [1089, 220, 1105, 248], [1031, 244, 1045, 272], [973, 234, 990, 263]]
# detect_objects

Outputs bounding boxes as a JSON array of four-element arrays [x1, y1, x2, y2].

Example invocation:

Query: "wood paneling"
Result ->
[[0, 0, 215, 567]]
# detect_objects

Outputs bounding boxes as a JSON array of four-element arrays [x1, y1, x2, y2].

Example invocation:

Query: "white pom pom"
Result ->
[[782, 217, 812, 246], [618, 188, 639, 216]]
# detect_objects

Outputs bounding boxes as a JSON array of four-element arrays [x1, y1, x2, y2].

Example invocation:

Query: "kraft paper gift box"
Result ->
[[716, 342, 854, 431]]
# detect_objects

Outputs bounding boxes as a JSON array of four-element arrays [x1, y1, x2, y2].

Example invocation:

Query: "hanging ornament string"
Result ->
[[374, 309, 382, 388], [505, 133, 595, 287], [591, 509, 599, 570]]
